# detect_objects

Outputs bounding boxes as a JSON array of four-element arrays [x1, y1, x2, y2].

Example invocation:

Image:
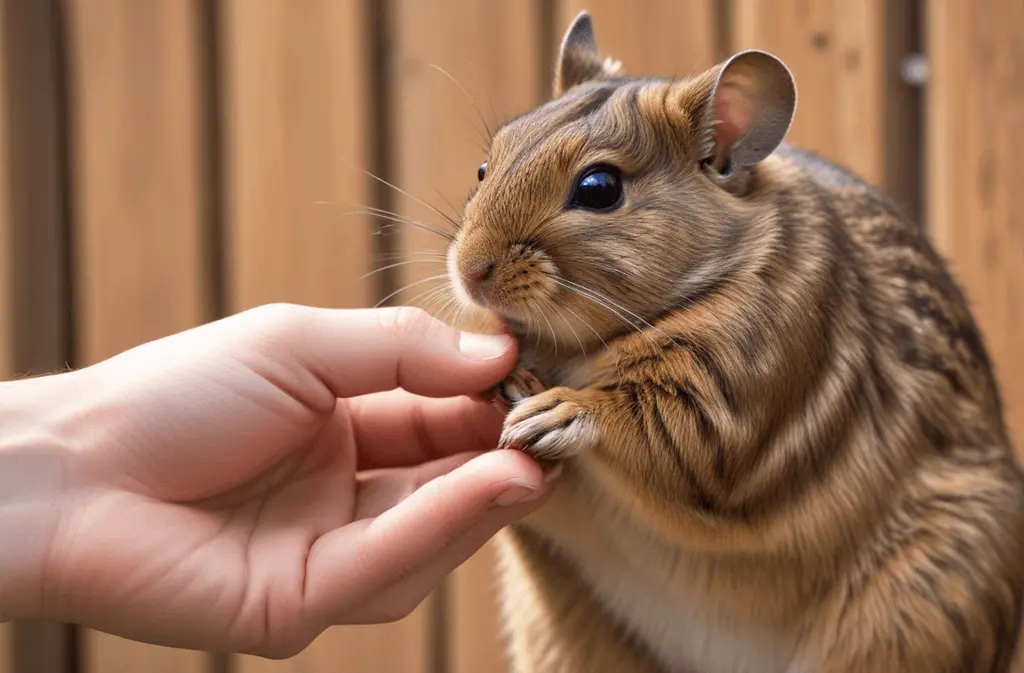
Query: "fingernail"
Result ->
[[494, 480, 541, 507], [459, 332, 513, 360]]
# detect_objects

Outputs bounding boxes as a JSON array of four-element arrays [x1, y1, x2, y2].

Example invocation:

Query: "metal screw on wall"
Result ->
[[900, 53, 929, 86]]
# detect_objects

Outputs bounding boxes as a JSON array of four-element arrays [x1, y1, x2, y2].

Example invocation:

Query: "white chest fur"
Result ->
[[573, 549, 791, 673], [530, 480, 798, 673]]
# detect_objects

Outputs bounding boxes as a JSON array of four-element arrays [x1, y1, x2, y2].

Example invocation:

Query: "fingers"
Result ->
[[303, 450, 554, 622], [237, 304, 517, 401], [352, 451, 482, 520], [348, 390, 505, 470], [341, 503, 529, 625]]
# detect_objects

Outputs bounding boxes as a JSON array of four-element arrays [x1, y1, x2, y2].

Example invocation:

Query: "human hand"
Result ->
[[0, 304, 555, 657]]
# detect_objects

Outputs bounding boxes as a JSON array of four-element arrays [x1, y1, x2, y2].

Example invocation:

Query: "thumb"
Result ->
[[237, 304, 518, 399], [304, 450, 554, 620]]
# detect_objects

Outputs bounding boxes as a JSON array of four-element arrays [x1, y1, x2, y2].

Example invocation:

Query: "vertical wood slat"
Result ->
[[0, 0, 73, 379], [926, 2, 1024, 667], [925, 0, 1024, 453], [386, 3, 544, 673], [731, 0, 890, 188], [62, 0, 212, 671], [1, 0, 76, 671], [219, 0, 377, 312], [0, 3, 11, 669], [879, 0, 923, 224], [556, 0, 720, 78], [217, 1, 422, 672]]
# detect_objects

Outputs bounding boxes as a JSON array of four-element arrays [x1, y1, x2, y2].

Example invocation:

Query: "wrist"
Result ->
[[0, 371, 79, 622]]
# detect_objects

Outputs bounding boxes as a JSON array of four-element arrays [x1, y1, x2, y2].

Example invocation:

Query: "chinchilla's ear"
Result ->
[[700, 49, 797, 171], [553, 11, 624, 97]]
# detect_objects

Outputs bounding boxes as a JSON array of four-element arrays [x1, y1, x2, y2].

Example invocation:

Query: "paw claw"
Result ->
[[488, 368, 546, 410], [498, 389, 597, 462]]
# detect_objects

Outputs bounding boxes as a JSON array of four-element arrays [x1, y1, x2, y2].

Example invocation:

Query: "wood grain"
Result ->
[[1, 0, 78, 670], [63, 0, 211, 670], [66, 0, 212, 362], [219, 1, 426, 672], [557, 0, 720, 79], [0, 0, 11, 390], [235, 625, 427, 673], [0, 0, 73, 381], [219, 0, 376, 313], [926, 0, 1024, 452], [0, 16, 8, 652], [731, 0, 889, 187]]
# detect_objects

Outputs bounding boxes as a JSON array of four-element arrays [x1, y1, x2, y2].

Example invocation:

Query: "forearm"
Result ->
[[0, 373, 77, 622]]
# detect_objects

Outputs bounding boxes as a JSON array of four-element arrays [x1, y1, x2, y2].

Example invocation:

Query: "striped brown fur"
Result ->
[[446, 12, 1024, 673]]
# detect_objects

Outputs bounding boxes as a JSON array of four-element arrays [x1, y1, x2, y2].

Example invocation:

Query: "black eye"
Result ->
[[477, 162, 487, 182], [569, 165, 623, 212]]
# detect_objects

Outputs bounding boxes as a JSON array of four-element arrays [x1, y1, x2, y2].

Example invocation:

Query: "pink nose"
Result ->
[[465, 261, 495, 295]]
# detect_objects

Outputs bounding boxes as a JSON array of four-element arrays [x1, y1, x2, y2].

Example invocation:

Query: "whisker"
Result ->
[[531, 306, 547, 354], [345, 209, 455, 242], [376, 250, 447, 262], [334, 156, 463, 231], [561, 303, 621, 375], [537, 297, 560, 357], [431, 291, 465, 328], [553, 304, 587, 357], [425, 178, 465, 224], [467, 59, 500, 140], [404, 283, 453, 313], [374, 273, 450, 309], [454, 107, 492, 150], [316, 201, 453, 232], [556, 277, 679, 347], [550, 278, 650, 343], [428, 63, 494, 141], [355, 204, 459, 238], [359, 258, 445, 281], [430, 290, 474, 333]]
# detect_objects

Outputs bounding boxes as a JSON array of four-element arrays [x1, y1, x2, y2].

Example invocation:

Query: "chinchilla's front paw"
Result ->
[[497, 387, 597, 463], [487, 368, 546, 410]]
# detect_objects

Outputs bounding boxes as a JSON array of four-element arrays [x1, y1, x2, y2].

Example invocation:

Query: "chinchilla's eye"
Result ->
[[477, 162, 487, 182], [569, 165, 623, 212]]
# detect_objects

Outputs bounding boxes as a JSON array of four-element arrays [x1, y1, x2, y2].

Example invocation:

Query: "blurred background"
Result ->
[[1, 0, 1021, 672]]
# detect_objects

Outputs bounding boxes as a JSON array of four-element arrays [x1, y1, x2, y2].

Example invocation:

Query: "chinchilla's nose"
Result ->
[[464, 260, 496, 296]]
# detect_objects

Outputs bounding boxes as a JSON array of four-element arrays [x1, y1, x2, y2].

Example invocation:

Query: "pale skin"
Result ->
[[0, 303, 558, 658]]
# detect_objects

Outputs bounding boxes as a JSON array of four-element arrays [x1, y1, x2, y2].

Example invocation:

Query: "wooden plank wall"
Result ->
[[1, 1, 1023, 672], [62, 1, 212, 671], [1, 0, 77, 671], [927, 5, 1024, 664], [730, 0, 922, 216], [926, 0, 1024, 449], [0, 3, 11, 668], [219, 2, 428, 672]]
